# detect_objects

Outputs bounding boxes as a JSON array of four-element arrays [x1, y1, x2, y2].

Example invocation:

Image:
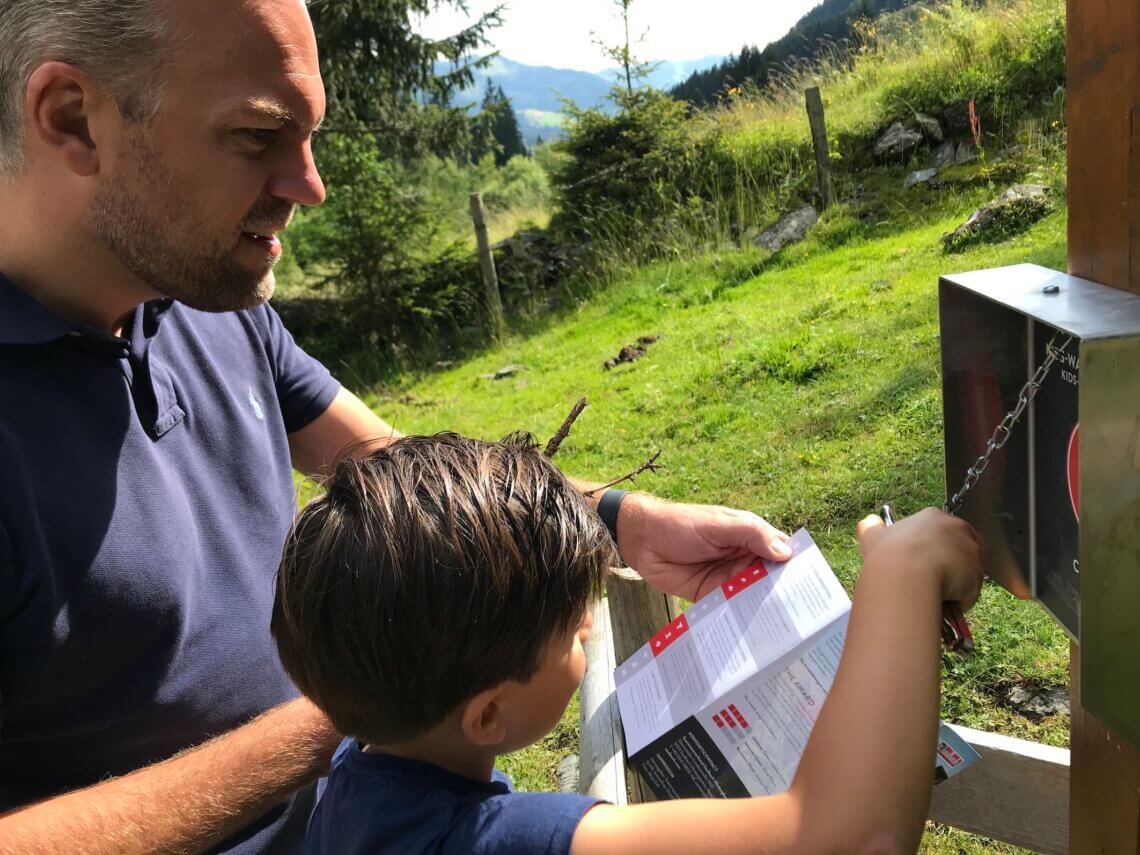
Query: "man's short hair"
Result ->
[[271, 433, 616, 746], [0, 1, 171, 176]]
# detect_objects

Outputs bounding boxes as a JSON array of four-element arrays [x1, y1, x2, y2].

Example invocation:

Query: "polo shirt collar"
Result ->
[[0, 272, 174, 347]]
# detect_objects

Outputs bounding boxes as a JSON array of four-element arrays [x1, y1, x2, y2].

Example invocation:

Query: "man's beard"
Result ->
[[88, 131, 294, 313]]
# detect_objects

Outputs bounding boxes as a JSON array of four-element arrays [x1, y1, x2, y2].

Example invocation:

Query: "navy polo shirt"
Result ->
[[308, 740, 602, 854], [0, 274, 340, 852]]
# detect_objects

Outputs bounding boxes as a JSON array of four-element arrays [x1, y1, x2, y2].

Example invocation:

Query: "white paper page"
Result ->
[[615, 530, 850, 756], [696, 617, 848, 795]]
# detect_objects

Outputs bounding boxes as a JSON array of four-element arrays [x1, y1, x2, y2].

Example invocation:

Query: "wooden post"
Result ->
[[605, 573, 679, 804], [804, 87, 833, 210], [1066, 0, 1140, 851], [469, 192, 505, 340], [578, 596, 628, 804]]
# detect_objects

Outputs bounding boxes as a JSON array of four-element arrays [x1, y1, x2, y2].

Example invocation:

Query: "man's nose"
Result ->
[[267, 139, 326, 207]]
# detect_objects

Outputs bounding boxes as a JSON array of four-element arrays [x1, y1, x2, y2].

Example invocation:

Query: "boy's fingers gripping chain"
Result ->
[[879, 505, 974, 658]]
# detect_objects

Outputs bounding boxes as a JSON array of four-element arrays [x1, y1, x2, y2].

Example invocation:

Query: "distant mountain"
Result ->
[[439, 54, 724, 147], [671, 0, 921, 105], [617, 56, 726, 92]]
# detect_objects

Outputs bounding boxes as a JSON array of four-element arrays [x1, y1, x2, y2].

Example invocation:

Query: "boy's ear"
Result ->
[[460, 685, 509, 748]]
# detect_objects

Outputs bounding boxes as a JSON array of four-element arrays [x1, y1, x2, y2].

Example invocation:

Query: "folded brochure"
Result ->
[[614, 529, 980, 799]]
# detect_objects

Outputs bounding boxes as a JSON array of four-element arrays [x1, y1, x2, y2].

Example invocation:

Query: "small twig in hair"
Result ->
[[544, 397, 589, 458], [583, 450, 664, 497]]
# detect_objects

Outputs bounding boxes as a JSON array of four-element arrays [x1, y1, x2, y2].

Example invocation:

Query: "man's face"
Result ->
[[87, 0, 326, 313]]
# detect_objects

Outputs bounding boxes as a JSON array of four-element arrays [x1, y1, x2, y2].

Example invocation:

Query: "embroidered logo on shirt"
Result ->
[[248, 387, 266, 421]]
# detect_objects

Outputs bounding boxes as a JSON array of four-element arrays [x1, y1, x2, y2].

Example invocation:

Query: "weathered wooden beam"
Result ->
[[578, 596, 628, 804], [1067, 0, 1140, 295], [930, 725, 1069, 855], [1069, 642, 1140, 855], [1067, 0, 1140, 851]]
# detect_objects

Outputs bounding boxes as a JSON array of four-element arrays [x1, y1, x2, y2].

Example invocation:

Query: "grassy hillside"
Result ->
[[293, 2, 1075, 851], [543, 0, 1065, 300], [331, 148, 1072, 851]]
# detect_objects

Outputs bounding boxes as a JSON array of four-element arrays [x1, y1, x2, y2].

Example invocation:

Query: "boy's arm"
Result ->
[[572, 509, 983, 855], [0, 698, 341, 855]]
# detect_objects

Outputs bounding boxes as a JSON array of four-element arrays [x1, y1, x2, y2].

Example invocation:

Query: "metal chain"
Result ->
[[945, 329, 1074, 515]]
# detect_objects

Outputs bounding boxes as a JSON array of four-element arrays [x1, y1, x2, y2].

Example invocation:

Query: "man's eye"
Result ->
[[239, 128, 278, 146]]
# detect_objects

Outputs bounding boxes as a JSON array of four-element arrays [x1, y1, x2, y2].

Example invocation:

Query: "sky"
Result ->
[[417, 0, 823, 73]]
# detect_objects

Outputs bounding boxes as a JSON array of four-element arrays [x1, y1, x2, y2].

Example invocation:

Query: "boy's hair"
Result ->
[[271, 432, 617, 746]]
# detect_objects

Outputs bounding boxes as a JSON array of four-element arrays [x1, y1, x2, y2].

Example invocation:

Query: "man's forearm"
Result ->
[[0, 697, 341, 855]]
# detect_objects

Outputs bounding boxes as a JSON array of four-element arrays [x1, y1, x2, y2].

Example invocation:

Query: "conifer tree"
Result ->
[[470, 82, 528, 167], [309, 0, 501, 160]]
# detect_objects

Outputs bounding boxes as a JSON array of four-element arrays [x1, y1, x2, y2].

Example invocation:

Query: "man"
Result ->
[[0, 1, 793, 852]]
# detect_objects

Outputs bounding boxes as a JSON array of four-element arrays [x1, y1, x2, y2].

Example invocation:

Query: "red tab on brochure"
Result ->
[[937, 741, 964, 769], [721, 561, 769, 600], [649, 614, 689, 657]]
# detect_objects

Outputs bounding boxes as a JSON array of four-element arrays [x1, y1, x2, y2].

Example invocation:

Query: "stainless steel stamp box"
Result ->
[[940, 263, 1140, 745]]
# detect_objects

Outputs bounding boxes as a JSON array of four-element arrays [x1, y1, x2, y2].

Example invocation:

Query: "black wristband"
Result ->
[[597, 488, 628, 547]]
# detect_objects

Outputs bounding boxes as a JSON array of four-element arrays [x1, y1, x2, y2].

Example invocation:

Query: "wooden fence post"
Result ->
[[605, 573, 679, 804], [469, 192, 505, 340], [804, 87, 833, 210], [578, 595, 628, 804], [1066, 0, 1140, 851]]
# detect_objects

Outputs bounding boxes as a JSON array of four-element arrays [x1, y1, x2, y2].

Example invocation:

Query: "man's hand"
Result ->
[[616, 494, 793, 601]]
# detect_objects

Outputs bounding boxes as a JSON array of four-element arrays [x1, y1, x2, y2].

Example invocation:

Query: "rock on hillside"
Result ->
[[873, 121, 924, 160], [752, 205, 819, 251], [942, 184, 1052, 252]]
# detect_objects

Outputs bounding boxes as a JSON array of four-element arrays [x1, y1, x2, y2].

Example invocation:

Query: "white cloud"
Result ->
[[417, 0, 822, 73]]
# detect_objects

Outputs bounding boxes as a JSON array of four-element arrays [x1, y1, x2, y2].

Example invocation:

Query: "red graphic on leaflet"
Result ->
[[938, 742, 963, 768], [722, 561, 769, 600], [649, 614, 689, 657], [723, 711, 738, 729], [729, 704, 749, 728], [1067, 424, 1079, 522], [713, 714, 725, 728]]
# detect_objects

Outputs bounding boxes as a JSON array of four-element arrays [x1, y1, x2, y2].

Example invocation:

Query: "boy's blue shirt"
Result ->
[[309, 739, 601, 854]]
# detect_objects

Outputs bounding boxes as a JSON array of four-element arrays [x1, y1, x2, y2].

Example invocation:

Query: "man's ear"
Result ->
[[460, 685, 509, 748], [25, 62, 107, 177]]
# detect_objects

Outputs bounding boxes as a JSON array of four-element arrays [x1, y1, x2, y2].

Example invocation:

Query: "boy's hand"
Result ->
[[616, 495, 793, 601], [857, 508, 985, 609]]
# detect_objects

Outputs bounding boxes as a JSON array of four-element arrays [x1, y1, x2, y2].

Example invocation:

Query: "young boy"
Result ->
[[272, 433, 984, 854]]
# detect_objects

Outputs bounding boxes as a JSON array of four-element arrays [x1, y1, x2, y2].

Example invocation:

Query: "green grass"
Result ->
[[337, 160, 1070, 853], [280, 6, 1075, 849], [715, 0, 1065, 150], [669, 0, 1067, 239]]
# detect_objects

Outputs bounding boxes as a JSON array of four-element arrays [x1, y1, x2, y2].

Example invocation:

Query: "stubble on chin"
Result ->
[[88, 133, 278, 313]]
